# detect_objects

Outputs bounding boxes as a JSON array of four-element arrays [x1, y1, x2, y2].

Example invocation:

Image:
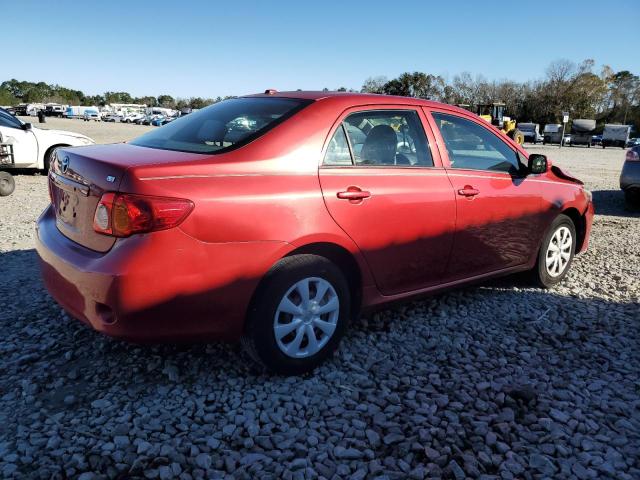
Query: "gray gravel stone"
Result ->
[[0, 147, 638, 479]]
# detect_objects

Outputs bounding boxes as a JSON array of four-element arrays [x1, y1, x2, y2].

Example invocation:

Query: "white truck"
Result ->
[[0, 107, 94, 178], [602, 124, 631, 149], [65, 106, 100, 119]]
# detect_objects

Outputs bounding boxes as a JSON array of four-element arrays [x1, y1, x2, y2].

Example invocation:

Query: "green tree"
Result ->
[[104, 91, 134, 104], [361, 76, 387, 94], [157, 95, 175, 108], [383, 72, 445, 100], [0, 87, 17, 105]]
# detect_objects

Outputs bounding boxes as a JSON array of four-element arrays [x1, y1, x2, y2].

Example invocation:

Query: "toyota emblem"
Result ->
[[61, 156, 70, 174]]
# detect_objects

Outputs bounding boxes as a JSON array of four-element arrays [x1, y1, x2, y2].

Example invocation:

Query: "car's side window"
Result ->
[[432, 112, 523, 174], [334, 110, 433, 167], [323, 124, 353, 166]]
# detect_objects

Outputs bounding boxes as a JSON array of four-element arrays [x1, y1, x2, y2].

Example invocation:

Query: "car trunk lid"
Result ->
[[49, 143, 209, 252], [49, 147, 128, 252]]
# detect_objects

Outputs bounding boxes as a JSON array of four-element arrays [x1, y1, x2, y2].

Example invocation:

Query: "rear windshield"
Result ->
[[130, 97, 311, 154]]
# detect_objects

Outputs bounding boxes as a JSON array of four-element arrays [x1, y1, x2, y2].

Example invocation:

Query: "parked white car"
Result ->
[[0, 107, 94, 171], [122, 112, 145, 123]]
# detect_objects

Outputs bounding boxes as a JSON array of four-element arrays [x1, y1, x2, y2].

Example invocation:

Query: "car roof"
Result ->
[[243, 90, 469, 113]]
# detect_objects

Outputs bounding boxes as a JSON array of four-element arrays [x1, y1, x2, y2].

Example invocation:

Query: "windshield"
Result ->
[[130, 97, 311, 154]]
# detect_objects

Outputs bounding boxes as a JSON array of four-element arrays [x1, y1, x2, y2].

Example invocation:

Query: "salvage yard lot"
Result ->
[[0, 119, 638, 479]]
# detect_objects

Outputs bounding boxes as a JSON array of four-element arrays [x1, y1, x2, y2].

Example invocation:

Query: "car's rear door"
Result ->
[[318, 105, 456, 296], [425, 107, 544, 280]]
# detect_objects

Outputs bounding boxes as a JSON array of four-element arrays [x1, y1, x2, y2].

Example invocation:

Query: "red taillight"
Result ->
[[93, 193, 194, 237], [626, 150, 639, 162]]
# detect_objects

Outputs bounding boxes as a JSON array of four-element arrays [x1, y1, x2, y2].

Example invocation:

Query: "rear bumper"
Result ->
[[35, 205, 291, 342]]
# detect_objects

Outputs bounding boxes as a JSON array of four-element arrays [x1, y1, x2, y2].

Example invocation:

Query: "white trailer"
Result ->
[[602, 124, 631, 149], [65, 106, 100, 119]]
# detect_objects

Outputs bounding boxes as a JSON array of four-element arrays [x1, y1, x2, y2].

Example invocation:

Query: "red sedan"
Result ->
[[36, 91, 594, 374]]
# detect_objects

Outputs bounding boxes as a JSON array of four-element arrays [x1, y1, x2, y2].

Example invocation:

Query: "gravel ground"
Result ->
[[0, 136, 639, 479]]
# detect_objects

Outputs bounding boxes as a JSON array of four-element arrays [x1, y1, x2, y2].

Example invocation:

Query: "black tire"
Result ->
[[0, 171, 15, 196], [529, 214, 576, 288], [242, 254, 351, 375], [624, 189, 640, 211]]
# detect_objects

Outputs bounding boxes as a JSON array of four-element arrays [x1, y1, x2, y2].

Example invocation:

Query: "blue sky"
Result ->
[[4, 0, 639, 98]]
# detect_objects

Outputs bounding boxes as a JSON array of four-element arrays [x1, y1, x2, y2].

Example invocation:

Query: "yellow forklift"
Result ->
[[476, 103, 524, 145]]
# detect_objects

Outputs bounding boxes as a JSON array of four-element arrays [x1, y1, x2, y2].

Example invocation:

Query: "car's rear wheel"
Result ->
[[530, 214, 576, 288], [242, 254, 350, 375], [0, 171, 15, 196]]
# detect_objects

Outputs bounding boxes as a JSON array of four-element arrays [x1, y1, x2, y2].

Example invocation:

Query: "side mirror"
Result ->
[[22, 122, 32, 131], [528, 154, 548, 174]]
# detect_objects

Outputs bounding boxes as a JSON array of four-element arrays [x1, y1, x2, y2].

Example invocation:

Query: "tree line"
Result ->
[[1, 59, 638, 131], [0, 80, 229, 110], [359, 59, 639, 131]]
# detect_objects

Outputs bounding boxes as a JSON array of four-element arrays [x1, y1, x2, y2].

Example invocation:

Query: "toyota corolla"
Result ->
[[36, 91, 594, 374]]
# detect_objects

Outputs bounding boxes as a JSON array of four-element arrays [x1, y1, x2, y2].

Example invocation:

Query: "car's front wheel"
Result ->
[[242, 254, 350, 375], [530, 214, 576, 288]]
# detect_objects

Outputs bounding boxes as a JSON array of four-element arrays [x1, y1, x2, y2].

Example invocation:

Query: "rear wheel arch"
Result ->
[[561, 207, 587, 252], [244, 242, 363, 334], [286, 243, 362, 320], [42, 144, 70, 172]]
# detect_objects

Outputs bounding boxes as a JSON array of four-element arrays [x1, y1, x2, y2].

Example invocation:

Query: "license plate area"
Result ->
[[50, 172, 90, 233]]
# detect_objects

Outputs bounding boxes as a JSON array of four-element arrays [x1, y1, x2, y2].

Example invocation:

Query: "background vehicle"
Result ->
[[45, 104, 66, 117], [517, 123, 543, 143], [621, 145, 640, 210], [563, 134, 572, 146], [83, 111, 101, 122], [476, 102, 524, 144], [36, 92, 594, 374], [543, 124, 563, 144], [102, 113, 122, 122], [602, 124, 631, 148], [150, 115, 166, 126], [625, 137, 639, 148], [66, 106, 100, 119], [122, 113, 145, 123], [0, 107, 94, 171], [591, 134, 603, 146], [570, 119, 596, 147], [26, 103, 45, 116], [9, 105, 27, 116]]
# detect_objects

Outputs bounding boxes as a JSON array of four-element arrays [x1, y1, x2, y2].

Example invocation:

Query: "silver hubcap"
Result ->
[[274, 277, 339, 359], [546, 226, 572, 277]]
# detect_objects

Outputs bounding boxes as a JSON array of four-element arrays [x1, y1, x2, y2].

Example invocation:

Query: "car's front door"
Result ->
[[0, 110, 38, 167], [319, 107, 456, 296], [427, 109, 544, 280]]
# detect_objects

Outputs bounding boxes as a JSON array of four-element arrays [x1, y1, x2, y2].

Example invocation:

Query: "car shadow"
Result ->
[[1, 247, 639, 478], [591, 189, 640, 217]]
